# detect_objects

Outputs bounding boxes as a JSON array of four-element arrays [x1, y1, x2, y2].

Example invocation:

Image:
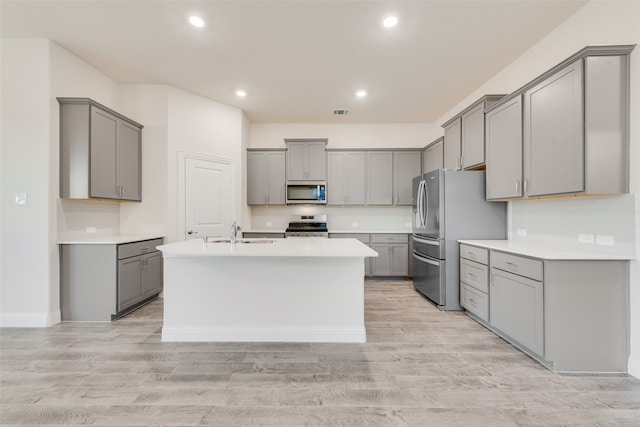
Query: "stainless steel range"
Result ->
[[285, 214, 328, 238]]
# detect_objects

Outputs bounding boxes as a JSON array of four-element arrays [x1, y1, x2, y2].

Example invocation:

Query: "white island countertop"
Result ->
[[458, 240, 635, 260], [158, 237, 379, 258]]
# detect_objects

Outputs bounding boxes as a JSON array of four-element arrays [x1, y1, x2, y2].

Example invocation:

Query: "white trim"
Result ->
[[177, 151, 236, 242], [0, 310, 61, 327], [161, 326, 366, 343], [628, 355, 640, 379]]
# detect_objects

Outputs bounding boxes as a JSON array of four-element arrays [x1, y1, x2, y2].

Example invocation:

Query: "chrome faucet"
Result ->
[[230, 221, 241, 244]]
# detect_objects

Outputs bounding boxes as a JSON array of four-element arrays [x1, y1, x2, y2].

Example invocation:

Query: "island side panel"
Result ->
[[161, 256, 366, 342]]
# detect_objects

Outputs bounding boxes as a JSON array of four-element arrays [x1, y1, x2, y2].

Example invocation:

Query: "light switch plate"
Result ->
[[265, 222, 273, 227], [15, 193, 27, 206], [351, 222, 359, 228]]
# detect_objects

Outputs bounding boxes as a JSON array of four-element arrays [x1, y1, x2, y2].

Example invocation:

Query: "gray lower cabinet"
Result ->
[[59, 98, 142, 201], [490, 263, 544, 357], [327, 151, 365, 205], [460, 243, 629, 373], [329, 233, 371, 276], [61, 238, 164, 321], [370, 234, 408, 276], [393, 151, 422, 205], [423, 137, 444, 173], [485, 46, 632, 200], [247, 150, 286, 205]]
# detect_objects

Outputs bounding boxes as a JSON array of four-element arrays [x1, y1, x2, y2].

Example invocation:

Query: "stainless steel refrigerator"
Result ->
[[412, 169, 506, 310]]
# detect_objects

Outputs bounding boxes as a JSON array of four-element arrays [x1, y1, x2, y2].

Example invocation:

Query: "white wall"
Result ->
[[251, 123, 436, 149], [430, 0, 640, 378], [1, 40, 248, 326], [165, 87, 245, 244], [0, 39, 55, 324]]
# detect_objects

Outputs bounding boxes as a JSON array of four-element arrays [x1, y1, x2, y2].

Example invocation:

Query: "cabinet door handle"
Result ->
[[491, 273, 495, 285], [524, 180, 529, 195], [515, 180, 520, 194], [460, 156, 464, 168]]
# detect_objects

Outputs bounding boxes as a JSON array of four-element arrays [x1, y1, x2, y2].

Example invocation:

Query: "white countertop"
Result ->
[[158, 237, 379, 258], [58, 234, 164, 245], [244, 229, 411, 234], [458, 240, 635, 261]]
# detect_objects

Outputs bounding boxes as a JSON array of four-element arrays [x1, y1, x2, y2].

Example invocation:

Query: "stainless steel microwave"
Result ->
[[286, 182, 326, 204]]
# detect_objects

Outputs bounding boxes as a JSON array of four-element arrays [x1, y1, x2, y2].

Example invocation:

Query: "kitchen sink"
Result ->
[[206, 238, 275, 244]]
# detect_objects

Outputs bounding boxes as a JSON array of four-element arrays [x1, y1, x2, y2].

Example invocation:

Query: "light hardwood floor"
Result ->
[[1, 279, 639, 426]]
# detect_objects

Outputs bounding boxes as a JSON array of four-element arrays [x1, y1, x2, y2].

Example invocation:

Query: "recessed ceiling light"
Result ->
[[189, 16, 205, 28], [383, 16, 398, 28], [236, 90, 247, 97], [356, 90, 367, 98]]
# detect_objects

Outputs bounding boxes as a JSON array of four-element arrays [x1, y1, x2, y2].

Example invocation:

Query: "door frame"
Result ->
[[177, 151, 236, 241]]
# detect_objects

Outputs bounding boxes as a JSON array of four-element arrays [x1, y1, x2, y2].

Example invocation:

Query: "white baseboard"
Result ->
[[161, 326, 366, 343], [628, 354, 640, 379], [0, 310, 61, 327]]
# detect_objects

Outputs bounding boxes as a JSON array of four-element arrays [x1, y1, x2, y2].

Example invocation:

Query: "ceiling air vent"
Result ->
[[333, 109, 350, 116]]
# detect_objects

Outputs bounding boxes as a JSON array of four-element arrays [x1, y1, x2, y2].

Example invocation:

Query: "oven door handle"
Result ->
[[412, 251, 440, 267], [412, 236, 440, 246]]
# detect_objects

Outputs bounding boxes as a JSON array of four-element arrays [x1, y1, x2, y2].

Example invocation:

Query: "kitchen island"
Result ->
[[157, 238, 377, 343]]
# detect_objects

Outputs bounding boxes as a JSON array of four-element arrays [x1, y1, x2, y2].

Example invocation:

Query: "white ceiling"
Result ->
[[1, 0, 587, 124]]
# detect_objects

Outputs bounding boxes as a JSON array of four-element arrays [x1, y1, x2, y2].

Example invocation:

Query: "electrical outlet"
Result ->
[[351, 222, 359, 228], [517, 228, 527, 237], [86, 226, 96, 233], [405, 222, 411, 228], [596, 235, 614, 246], [265, 222, 273, 227], [578, 233, 595, 244]]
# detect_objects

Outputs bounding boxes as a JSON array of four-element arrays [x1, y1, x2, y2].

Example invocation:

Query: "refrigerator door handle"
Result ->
[[413, 235, 440, 246], [413, 251, 440, 267]]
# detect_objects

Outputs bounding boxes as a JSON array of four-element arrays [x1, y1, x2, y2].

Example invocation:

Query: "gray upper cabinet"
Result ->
[[485, 45, 633, 200], [442, 95, 504, 171], [285, 139, 327, 181], [393, 151, 422, 205], [423, 137, 444, 173], [443, 120, 461, 170], [366, 151, 393, 205], [460, 102, 487, 169], [486, 96, 523, 200], [59, 98, 142, 201], [327, 151, 365, 205], [247, 150, 286, 205], [524, 60, 584, 197]]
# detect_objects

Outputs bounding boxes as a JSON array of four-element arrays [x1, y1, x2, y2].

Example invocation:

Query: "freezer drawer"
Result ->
[[412, 251, 445, 307], [412, 235, 445, 259]]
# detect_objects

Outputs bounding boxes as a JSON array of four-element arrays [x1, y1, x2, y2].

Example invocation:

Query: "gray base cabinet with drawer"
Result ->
[[460, 243, 629, 373], [329, 233, 372, 276], [61, 238, 164, 321], [371, 234, 409, 277]]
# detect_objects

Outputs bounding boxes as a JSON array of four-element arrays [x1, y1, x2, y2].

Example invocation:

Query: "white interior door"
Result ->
[[184, 156, 234, 240]]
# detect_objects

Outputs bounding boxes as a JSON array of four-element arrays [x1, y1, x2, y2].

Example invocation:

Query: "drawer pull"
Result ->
[[505, 261, 518, 268], [140, 246, 149, 252], [468, 297, 475, 302], [468, 272, 477, 279], [467, 251, 476, 258]]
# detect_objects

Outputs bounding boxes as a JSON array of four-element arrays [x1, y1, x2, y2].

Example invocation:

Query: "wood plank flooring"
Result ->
[[1, 279, 639, 426]]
